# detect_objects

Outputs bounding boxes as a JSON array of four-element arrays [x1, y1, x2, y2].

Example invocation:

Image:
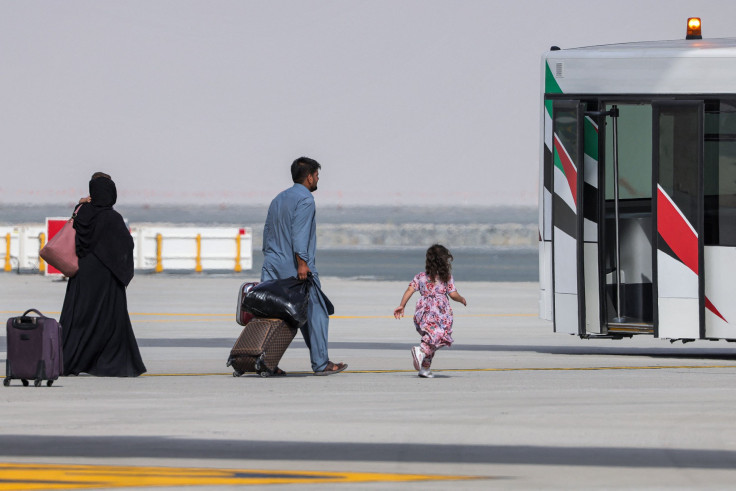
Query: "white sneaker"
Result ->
[[411, 346, 425, 371], [418, 367, 434, 378]]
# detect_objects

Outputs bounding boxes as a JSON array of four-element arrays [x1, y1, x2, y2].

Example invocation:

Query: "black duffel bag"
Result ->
[[241, 277, 311, 328]]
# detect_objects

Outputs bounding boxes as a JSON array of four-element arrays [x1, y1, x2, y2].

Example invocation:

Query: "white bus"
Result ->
[[539, 19, 736, 342]]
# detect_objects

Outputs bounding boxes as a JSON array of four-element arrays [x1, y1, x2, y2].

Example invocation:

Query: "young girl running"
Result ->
[[393, 244, 467, 378]]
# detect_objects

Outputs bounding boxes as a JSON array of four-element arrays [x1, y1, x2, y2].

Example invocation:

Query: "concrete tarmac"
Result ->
[[2, 273, 736, 489]]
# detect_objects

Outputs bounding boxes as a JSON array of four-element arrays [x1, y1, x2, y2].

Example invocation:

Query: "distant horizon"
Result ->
[[0, 188, 538, 208], [0, 202, 538, 226], [0, 201, 537, 209]]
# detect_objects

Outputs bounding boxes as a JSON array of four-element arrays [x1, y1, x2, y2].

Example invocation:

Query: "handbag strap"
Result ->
[[71, 203, 84, 219]]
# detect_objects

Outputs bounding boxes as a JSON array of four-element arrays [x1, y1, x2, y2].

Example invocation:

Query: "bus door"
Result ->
[[551, 101, 585, 334], [653, 101, 704, 339], [582, 107, 603, 334], [601, 104, 655, 334]]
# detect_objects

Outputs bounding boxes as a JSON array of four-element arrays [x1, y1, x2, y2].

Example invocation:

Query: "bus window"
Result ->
[[605, 104, 652, 200], [657, 105, 701, 226], [705, 100, 736, 245]]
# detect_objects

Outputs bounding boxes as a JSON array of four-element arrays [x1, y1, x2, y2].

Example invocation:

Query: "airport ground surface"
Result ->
[[2, 273, 736, 489]]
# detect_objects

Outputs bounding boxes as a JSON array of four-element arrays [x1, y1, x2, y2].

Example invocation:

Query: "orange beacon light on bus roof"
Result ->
[[686, 17, 702, 40]]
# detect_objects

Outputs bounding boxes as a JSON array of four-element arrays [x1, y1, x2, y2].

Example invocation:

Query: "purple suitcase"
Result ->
[[4, 309, 63, 387]]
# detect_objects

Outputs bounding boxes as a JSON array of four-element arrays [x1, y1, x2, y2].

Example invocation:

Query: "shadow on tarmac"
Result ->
[[3, 339, 735, 360], [139, 338, 736, 361], [0, 435, 735, 469]]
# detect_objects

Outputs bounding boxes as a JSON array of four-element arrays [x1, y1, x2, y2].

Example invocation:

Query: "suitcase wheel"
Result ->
[[232, 371, 243, 377], [21, 379, 29, 387], [46, 380, 54, 387], [2, 378, 9, 387], [254, 354, 272, 377], [34, 379, 42, 387]]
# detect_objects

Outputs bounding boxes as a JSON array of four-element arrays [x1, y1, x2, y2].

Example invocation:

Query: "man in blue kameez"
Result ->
[[261, 157, 347, 375]]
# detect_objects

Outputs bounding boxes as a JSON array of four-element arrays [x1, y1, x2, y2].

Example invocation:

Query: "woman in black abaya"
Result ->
[[60, 173, 146, 377]]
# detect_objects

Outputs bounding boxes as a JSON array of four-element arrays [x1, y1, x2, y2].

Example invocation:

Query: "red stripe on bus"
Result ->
[[553, 135, 577, 207], [705, 296, 728, 323], [656, 186, 698, 275], [656, 188, 727, 323]]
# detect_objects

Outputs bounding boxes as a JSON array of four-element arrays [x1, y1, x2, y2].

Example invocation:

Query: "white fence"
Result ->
[[134, 226, 252, 272], [0, 225, 253, 274]]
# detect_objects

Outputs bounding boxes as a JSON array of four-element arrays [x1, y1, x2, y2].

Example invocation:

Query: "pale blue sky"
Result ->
[[2, 1, 736, 206]]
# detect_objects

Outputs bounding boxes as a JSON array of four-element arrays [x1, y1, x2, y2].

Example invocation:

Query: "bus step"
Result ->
[[607, 322, 654, 334]]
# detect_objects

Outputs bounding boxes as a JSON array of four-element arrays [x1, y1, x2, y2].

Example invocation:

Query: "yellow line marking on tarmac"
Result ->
[[142, 372, 238, 377], [130, 312, 230, 317], [428, 365, 736, 372], [0, 462, 484, 489], [330, 313, 535, 319], [142, 365, 736, 377], [131, 319, 224, 323], [2, 311, 532, 319], [0, 311, 62, 316], [127, 313, 531, 319]]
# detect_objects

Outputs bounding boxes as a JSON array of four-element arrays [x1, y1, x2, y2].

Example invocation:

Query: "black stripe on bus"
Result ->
[[552, 194, 577, 239], [583, 182, 598, 224], [656, 233, 682, 267]]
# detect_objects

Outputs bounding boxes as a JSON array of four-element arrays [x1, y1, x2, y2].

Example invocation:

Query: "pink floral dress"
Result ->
[[410, 272, 456, 355]]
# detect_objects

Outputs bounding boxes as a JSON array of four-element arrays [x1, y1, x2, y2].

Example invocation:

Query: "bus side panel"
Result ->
[[553, 226, 578, 334], [584, 243, 600, 333], [704, 246, 735, 339], [583, 116, 601, 334], [657, 249, 699, 338], [554, 288, 579, 334], [654, 102, 703, 339], [540, 241, 553, 321], [539, 91, 553, 321], [551, 101, 582, 335]]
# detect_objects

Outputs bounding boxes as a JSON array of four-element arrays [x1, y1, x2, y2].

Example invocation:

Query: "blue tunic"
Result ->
[[261, 183, 330, 372], [262, 183, 317, 279]]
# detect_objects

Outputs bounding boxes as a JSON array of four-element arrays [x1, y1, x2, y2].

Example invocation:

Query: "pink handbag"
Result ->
[[40, 205, 83, 277]]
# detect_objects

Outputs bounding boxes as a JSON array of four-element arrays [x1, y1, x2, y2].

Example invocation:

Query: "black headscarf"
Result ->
[[74, 176, 134, 286]]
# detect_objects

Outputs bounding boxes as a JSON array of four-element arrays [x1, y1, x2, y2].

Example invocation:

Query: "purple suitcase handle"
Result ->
[[13, 309, 47, 329], [21, 309, 45, 318]]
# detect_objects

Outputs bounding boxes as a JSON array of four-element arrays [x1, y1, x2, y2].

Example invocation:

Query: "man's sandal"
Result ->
[[314, 361, 347, 376]]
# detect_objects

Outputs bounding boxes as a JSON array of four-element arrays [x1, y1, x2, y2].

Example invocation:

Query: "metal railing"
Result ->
[[1, 225, 253, 274]]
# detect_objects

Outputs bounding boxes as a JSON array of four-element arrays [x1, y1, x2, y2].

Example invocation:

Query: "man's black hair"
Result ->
[[291, 157, 321, 183]]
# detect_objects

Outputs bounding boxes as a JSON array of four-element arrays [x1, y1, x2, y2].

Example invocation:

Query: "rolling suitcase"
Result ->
[[227, 318, 297, 377], [236, 281, 258, 326], [4, 309, 63, 387]]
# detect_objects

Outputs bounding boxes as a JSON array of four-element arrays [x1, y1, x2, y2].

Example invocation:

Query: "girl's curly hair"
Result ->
[[425, 244, 453, 283]]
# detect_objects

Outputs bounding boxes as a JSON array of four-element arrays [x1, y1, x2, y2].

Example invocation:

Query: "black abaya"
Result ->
[[59, 176, 145, 377], [60, 254, 146, 377]]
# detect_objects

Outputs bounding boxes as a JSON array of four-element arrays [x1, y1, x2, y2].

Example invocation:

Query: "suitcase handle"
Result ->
[[12, 309, 46, 329], [21, 309, 46, 318]]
